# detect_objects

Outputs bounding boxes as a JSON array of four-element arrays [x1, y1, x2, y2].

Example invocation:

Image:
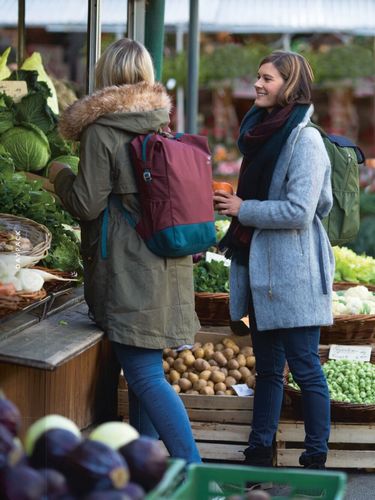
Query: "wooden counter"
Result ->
[[0, 289, 120, 436]]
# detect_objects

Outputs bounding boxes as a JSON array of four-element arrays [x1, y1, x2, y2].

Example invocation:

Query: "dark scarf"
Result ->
[[219, 103, 310, 259]]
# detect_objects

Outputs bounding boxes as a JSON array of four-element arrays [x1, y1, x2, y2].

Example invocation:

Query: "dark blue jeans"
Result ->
[[248, 324, 330, 458], [112, 342, 201, 464]]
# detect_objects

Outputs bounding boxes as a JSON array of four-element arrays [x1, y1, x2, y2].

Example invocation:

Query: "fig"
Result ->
[[39, 468, 70, 498], [0, 423, 24, 468], [121, 481, 145, 499], [89, 421, 139, 450], [83, 491, 132, 500], [0, 464, 45, 499], [65, 439, 129, 495], [29, 427, 81, 471], [118, 437, 167, 492], [25, 414, 81, 456], [0, 393, 21, 437]]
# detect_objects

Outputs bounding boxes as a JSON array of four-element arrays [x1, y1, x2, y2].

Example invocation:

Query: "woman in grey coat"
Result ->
[[214, 51, 333, 470]]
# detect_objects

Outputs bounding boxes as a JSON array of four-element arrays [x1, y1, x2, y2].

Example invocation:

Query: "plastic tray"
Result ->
[[170, 463, 347, 500], [146, 458, 186, 499]]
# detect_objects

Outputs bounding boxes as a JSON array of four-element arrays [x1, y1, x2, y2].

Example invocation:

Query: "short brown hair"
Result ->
[[95, 38, 155, 90], [259, 50, 314, 106]]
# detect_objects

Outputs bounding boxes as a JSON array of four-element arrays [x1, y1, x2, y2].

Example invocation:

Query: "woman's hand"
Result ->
[[213, 191, 243, 217], [48, 161, 70, 183]]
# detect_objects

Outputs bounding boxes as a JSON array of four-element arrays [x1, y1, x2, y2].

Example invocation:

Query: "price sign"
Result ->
[[231, 384, 254, 397], [328, 344, 372, 362], [0, 81, 28, 102]]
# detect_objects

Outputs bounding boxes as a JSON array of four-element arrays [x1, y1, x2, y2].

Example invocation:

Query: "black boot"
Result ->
[[243, 446, 274, 491], [299, 453, 327, 470]]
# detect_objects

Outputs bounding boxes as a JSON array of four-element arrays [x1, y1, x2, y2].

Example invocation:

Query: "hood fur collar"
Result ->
[[58, 82, 171, 140]]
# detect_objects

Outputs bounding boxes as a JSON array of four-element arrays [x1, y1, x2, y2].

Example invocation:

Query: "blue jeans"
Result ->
[[112, 342, 201, 464], [248, 324, 330, 457]]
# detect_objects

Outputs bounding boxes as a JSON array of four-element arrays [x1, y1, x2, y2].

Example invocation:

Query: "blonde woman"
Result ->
[[49, 38, 201, 463], [214, 51, 333, 469]]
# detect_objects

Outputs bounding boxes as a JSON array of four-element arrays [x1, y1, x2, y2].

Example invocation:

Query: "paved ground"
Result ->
[[344, 471, 375, 499]]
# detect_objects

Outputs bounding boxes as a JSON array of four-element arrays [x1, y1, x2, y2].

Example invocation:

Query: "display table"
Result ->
[[0, 288, 120, 437]]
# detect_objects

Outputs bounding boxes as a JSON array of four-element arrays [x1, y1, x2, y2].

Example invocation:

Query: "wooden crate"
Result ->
[[117, 330, 254, 462], [276, 420, 375, 469]]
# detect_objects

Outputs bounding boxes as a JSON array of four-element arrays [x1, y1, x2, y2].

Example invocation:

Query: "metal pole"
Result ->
[[145, 0, 165, 81], [187, 0, 199, 134], [176, 25, 185, 132], [127, 0, 146, 44], [17, 0, 26, 66], [86, 0, 101, 95]]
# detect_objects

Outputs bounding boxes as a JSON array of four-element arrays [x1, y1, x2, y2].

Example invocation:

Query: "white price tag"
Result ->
[[328, 344, 372, 362], [175, 344, 193, 352], [205, 251, 231, 267], [0, 81, 28, 102], [231, 384, 254, 397]]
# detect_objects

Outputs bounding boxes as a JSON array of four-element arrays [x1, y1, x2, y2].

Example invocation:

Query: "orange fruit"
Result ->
[[212, 181, 233, 194]]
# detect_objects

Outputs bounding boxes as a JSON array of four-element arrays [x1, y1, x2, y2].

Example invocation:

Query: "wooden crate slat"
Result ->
[[187, 408, 252, 424], [277, 449, 375, 469], [181, 393, 253, 410], [196, 442, 247, 462], [191, 422, 250, 442], [278, 421, 375, 444]]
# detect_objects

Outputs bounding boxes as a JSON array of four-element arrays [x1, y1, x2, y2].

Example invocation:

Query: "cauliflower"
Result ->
[[332, 301, 348, 316], [344, 285, 372, 300]]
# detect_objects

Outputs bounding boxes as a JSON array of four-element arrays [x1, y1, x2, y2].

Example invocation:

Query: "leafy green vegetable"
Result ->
[[47, 155, 80, 175], [44, 231, 82, 273], [334, 246, 375, 284], [15, 92, 57, 134], [8, 69, 51, 100], [46, 128, 75, 158], [194, 259, 229, 293], [0, 122, 50, 171]]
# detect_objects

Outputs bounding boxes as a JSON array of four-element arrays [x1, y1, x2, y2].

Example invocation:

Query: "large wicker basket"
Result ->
[[194, 292, 230, 326], [0, 289, 47, 317], [0, 213, 52, 265], [284, 346, 375, 423], [320, 314, 375, 345]]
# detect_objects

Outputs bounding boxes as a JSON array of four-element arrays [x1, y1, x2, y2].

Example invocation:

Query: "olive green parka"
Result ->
[[55, 82, 200, 348]]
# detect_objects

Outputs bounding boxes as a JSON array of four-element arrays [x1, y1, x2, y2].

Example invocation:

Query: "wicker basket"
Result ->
[[194, 292, 230, 326], [284, 346, 375, 423], [334, 282, 375, 293], [0, 213, 52, 265], [320, 313, 375, 345], [0, 288, 47, 317]]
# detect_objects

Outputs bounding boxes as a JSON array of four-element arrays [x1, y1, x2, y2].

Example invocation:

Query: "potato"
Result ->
[[210, 364, 220, 371], [223, 338, 240, 354], [222, 347, 235, 360], [185, 389, 199, 395], [227, 358, 240, 371], [213, 351, 227, 367], [202, 342, 215, 352], [187, 372, 199, 384], [240, 346, 253, 356], [181, 372, 189, 379], [183, 354, 196, 367], [215, 342, 224, 351], [166, 356, 175, 367], [193, 379, 207, 391], [246, 374, 256, 388], [169, 369, 180, 384], [173, 358, 188, 374], [172, 384, 181, 393], [193, 347, 205, 359], [200, 386, 215, 395], [210, 370, 226, 384], [199, 369, 212, 381], [163, 348, 177, 359], [225, 376, 237, 387], [236, 354, 247, 367], [239, 366, 252, 380], [192, 342, 202, 350], [246, 355, 256, 369], [220, 367, 228, 377], [194, 358, 210, 372], [208, 359, 218, 367], [214, 382, 227, 393], [207, 380, 214, 388], [216, 391, 226, 395], [225, 388, 235, 395], [162, 360, 170, 373], [178, 378, 192, 392], [228, 369, 242, 382]]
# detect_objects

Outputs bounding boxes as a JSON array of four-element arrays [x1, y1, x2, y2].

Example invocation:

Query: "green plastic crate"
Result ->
[[146, 458, 186, 499], [170, 463, 347, 500]]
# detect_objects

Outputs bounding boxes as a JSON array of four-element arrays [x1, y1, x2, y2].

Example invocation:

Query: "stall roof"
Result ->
[[1, 0, 375, 35]]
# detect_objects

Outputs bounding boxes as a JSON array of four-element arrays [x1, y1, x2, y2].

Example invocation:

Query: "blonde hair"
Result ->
[[95, 38, 155, 90], [259, 50, 314, 106]]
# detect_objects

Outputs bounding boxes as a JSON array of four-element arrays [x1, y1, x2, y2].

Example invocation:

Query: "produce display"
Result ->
[[288, 359, 375, 404], [333, 246, 375, 285], [0, 392, 170, 499], [193, 259, 229, 293], [163, 337, 255, 395], [332, 286, 375, 315]]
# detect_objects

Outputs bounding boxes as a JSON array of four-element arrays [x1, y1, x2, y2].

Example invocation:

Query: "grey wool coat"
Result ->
[[54, 82, 200, 349], [229, 105, 335, 331]]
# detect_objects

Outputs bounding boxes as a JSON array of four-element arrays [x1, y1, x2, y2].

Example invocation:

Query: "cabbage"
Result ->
[[0, 122, 50, 171], [47, 155, 79, 175], [0, 47, 11, 80]]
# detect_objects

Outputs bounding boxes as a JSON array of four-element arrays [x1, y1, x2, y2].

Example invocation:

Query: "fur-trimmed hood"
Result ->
[[58, 82, 172, 140]]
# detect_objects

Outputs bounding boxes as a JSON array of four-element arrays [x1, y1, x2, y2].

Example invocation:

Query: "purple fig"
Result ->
[[0, 393, 21, 437], [65, 439, 129, 495], [0, 423, 24, 469], [121, 481, 145, 499], [83, 491, 131, 500], [39, 468, 70, 498], [29, 427, 81, 472], [0, 464, 45, 499], [118, 437, 167, 492]]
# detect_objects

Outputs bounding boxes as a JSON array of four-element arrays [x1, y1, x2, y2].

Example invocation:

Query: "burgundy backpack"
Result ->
[[128, 132, 216, 258]]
